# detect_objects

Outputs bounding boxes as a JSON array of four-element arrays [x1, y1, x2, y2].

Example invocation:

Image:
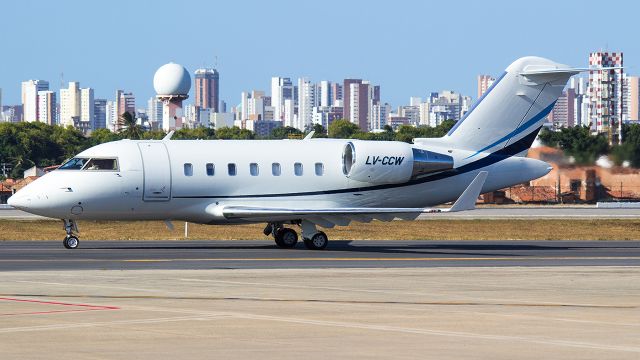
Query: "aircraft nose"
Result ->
[[7, 193, 29, 210]]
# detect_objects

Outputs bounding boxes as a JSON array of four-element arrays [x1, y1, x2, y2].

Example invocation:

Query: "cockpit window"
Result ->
[[83, 158, 119, 171], [58, 158, 89, 170]]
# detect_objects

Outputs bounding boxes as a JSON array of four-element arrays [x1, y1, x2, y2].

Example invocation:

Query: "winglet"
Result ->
[[163, 130, 175, 141], [448, 171, 488, 212]]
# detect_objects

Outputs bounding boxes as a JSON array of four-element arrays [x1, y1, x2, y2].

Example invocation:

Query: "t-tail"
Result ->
[[443, 56, 584, 160]]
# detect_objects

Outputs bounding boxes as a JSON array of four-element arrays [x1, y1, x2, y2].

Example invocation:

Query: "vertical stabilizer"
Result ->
[[446, 57, 575, 159]]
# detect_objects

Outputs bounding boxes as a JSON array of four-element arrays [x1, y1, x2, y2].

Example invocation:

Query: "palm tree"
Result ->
[[117, 111, 144, 139]]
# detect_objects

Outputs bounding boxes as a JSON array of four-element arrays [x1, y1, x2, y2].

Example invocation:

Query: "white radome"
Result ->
[[153, 62, 191, 96]]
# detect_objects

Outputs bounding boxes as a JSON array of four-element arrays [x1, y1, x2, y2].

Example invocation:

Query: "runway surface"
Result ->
[[1, 239, 638, 270], [1, 266, 639, 359], [3, 206, 640, 220]]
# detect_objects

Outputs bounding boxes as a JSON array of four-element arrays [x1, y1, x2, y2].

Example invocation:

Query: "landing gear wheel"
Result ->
[[63, 235, 79, 249], [275, 228, 298, 248], [304, 231, 328, 250]]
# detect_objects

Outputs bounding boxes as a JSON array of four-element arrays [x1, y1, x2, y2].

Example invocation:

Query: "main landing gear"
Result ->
[[264, 220, 329, 250], [62, 219, 79, 249]]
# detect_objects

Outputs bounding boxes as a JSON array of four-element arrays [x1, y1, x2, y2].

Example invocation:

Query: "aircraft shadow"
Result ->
[[87, 240, 603, 257]]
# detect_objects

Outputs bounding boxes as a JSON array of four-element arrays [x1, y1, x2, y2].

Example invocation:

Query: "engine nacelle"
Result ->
[[342, 141, 454, 184]]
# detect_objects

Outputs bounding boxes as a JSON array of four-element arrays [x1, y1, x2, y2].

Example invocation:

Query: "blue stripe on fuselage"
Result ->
[[172, 128, 542, 200]]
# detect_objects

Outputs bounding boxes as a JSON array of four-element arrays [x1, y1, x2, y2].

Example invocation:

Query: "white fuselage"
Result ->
[[8, 137, 550, 224]]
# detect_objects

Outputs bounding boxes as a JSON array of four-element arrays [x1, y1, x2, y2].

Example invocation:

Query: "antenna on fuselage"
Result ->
[[303, 131, 315, 140], [163, 130, 175, 141]]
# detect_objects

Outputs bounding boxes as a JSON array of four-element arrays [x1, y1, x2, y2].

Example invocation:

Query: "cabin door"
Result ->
[[138, 142, 171, 201]]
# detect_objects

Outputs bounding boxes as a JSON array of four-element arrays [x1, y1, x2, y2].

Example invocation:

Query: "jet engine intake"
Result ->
[[342, 141, 454, 185]]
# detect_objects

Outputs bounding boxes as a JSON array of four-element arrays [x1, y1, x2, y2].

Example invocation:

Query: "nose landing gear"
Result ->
[[62, 219, 79, 249]]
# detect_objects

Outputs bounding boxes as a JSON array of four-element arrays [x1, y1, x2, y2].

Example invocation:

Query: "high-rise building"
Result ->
[[343, 79, 362, 121], [37, 91, 56, 125], [477, 75, 495, 99], [345, 80, 380, 130], [426, 91, 471, 127], [240, 90, 269, 121], [588, 51, 624, 144], [312, 105, 343, 129], [240, 91, 250, 121], [59, 82, 81, 127], [283, 98, 295, 128], [253, 120, 283, 138], [118, 91, 136, 116], [370, 103, 390, 130], [147, 97, 163, 126], [624, 76, 640, 122], [399, 105, 420, 126], [21, 80, 49, 122], [183, 104, 199, 128], [549, 88, 576, 129], [271, 77, 294, 121], [297, 78, 316, 130], [319, 81, 332, 107], [93, 99, 107, 130], [419, 102, 430, 125], [80, 88, 94, 127], [331, 82, 343, 107], [568, 77, 590, 127], [113, 90, 136, 131], [194, 68, 219, 111], [105, 101, 117, 131], [348, 81, 370, 130]]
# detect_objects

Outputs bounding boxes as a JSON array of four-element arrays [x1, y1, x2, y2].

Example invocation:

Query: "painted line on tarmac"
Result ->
[[0, 256, 639, 263], [0, 296, 119, 317]]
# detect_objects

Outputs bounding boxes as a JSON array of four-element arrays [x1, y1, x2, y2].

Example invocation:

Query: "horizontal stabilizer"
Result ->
[[520, 66, 622, 76]]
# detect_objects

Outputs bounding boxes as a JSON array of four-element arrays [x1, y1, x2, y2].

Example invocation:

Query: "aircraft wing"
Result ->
[[221, 171, 488, 227]]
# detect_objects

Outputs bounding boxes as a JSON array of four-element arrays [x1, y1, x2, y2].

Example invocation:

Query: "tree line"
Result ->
[[538, 124, 640, 167], [0, 116, 456, 179], [3, 112, 638, 180]]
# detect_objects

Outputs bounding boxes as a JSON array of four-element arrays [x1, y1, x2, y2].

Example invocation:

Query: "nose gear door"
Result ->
[[138, 142, 171, 201]]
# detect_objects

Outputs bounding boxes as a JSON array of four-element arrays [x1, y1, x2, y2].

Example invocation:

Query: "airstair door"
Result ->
[[138, 142, 171, 201]]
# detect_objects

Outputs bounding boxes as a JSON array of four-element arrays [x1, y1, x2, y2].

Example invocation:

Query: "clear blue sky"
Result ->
[[1, 0, 637, 108]]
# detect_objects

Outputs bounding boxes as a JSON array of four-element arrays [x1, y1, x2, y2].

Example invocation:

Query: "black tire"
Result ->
[[63, 236, 79, 249], [274, 228, 298, 248], [304, 231, 328, 250]]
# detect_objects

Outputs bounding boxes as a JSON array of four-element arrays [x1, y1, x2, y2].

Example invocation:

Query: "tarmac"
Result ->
[[1, 239, 639, 358], [0, 265, 638, 359], [0, 240, 639, 270]]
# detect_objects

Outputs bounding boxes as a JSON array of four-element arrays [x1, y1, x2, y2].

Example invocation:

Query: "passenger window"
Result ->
[[272, 163, 281, 176], [250, 163, 259, 176], [206, 163, 215, 176], [83, 158, 118, 171], [184, 163, 193, 176], [294, 162, 303, 176], [315, 162, 324, 176], [228, 163, 237, 176]]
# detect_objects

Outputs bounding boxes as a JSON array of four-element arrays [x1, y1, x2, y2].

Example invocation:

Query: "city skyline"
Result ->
[[1, 0, 638, 107]]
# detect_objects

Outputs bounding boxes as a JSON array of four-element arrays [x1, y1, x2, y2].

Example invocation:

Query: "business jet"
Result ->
[[9, 56, 593, 250]]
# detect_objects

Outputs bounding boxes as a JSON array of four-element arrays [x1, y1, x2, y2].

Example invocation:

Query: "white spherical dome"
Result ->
[[153, 63, 191, 95]]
